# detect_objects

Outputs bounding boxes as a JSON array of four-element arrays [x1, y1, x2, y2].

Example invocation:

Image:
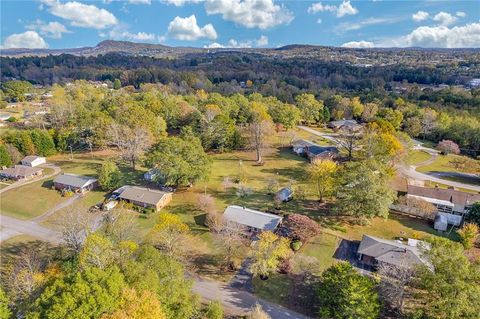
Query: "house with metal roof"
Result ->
[[117, 186, 172, 211], [357, 235, 428, 269], [53, 173, 98, 193], [0, 165, 43, 180], [292, 139, 317, 155], [223, 205, 283, 233], [305, 145, 339, 162], [21, 156, 46, 167]]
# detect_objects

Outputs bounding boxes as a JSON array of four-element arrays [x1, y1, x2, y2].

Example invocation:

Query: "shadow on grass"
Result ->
[[393, 213, 459, 241], [0, 239, 64, 269]]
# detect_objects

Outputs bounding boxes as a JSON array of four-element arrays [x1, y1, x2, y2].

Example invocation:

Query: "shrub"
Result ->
[[291, 240, 303, 251], [282, 214, 321, 242]]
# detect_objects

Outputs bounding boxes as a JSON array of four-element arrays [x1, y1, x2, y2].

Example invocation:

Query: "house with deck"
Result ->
[[117, 186, 172, 211], [223, 205, 283, 235], [53, 173, 98, 193], [0, 165, 43, 180]]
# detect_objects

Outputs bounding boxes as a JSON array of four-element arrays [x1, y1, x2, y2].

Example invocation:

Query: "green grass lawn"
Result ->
[[416, 153, 480, 185], [0, 177, 66, 220], [294, 233, 340, 274], [405, 150, 432, 166]]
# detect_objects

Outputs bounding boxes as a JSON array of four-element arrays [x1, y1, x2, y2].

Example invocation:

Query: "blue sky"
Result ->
[[1, 0, 479, 49]]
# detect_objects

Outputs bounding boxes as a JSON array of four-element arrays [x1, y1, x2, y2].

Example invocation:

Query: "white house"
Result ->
[[21, 156, 46, 167]]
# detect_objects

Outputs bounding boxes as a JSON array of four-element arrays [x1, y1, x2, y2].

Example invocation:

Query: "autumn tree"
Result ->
[[307, 158, 338, 202], [101, 288, 166, 319], [378, 261, 415, 312], [437, 139, 460, 155], [245, 102, 274, 163], [281, 214, 321, 243], [467, 202, 480, 226], [250, 231, 291, 279], [295, 93, 324, 125], [337, 126, 361, 159], [457, 223, 478, 249], [0, 287, 11, 319], [317, 262, 380, 319], [147, 212, 191, 260], [212, 220, 247, 271]]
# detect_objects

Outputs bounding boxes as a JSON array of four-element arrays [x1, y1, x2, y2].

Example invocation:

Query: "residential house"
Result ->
[[53, 173, 98, 193], [117, 186, 172, 211], [357, 235, 428, 269], [305, 145, 339, 162], [327, 119, 362, 131], [21, 156, 46, 167], [0, 165, 43, 180], [407, 185, 480, 217], [292, 139, 317, 155], [223, 205, 283, 234], [275, 187, 293, 202]]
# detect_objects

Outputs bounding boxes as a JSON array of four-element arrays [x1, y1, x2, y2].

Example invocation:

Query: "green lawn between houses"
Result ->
[[416, 153, 480, 185], [405, 150, 432, 166]]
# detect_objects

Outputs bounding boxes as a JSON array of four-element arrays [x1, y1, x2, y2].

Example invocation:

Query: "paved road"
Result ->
[[297, 125, 339, 144], [0, 215, 61, 243], [192, 276, 311, 319], [0, 164, 61, 195], [298, 126, 480, 192]]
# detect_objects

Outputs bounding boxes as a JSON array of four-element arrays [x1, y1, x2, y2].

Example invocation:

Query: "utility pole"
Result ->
[[69, 145, 73, 161]]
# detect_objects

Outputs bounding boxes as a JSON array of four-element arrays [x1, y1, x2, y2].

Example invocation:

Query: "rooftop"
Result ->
[[306, 145, 339, 156], [118, 186, 170, 206], [0, 165, 42, 177], [223, 205, 283, 231], [358, 235, 428, 268], [407, 185, 480, 206], [54, 173, 97, 188], [21, 155, 46, 164]]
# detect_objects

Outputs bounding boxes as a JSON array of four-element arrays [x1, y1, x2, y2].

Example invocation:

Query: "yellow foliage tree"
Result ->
[[250, 231, 292, 279], [308, 158, 338, 202], [148, 212, 191, 259], [101, 288, 166, 319], [457, 223, 479, 249]]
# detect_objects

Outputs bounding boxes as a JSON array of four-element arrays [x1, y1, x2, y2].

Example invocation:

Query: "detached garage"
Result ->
[[21, 156, 46, 167]]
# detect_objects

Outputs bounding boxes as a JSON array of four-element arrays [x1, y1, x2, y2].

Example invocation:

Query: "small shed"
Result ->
[[434, 214, 448, 232], [21, 156, 46, 167], [275, 187, 293, 202]]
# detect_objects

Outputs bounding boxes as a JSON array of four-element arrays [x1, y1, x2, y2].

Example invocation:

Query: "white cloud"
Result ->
[[162, 0, 203, 6], [456, 11, 466, 18], [128, 0, 151, 4], [382, 22, 480, 48], [433, 12, 457, 26], [412, 10, 429, 22], [255, 35, 268, 46], [316, 18, 322, 24], [42, 0, 118, 29], [26, 20, 71, 39], [307, 2, 336, 14], [204, 0, 294, 29], [336, 0, 358, 18], [341, 40, 374, 48], [100, 27, 156, 42], [204, 35, 268, 48], [2, 31, 48, 49], [335, 17, 391, 33], [308, 1, 358, 18], [167, 15, 217, 41]]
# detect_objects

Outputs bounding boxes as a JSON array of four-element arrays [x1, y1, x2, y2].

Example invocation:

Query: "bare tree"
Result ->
[[57, 206, 93, 255], [378, 261, 415, 312], [245, 119, 274, 164], [337, 126, 361, 159], [213, 220, 247, 271], [102, 208, 138, 243], [107, 123, 152, 169], [420, 108, 438, 140], [197, 193, 217, 214]]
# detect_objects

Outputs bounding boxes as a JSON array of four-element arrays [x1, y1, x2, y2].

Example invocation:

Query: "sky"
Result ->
[[1, 0, 479, 49]]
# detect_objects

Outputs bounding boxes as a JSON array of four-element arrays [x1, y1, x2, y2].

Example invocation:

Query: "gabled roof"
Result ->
[[358, 235, 427, 268], [0, 165, 42, 178], [223, 205, 283, 231], [276, 187, 293, 198], [407, 185, 480, 206], [21, 155, 45, 164], [292, 139, 317, 148], [54, 173, 97, 188], [118, 186, 170, 206], [306, 145, 339, 156]]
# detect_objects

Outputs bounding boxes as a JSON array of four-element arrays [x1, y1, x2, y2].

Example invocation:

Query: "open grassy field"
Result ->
[[416, 153, 480, 185], [294, 233, 341, 274], [405, 150, 432, 166]]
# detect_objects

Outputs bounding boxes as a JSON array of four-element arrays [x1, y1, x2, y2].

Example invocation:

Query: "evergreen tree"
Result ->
[[0, 144, 12, 167]]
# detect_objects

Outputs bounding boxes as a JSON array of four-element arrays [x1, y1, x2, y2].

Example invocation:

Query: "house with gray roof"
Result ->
[[275, 187, 293, 202], [223, 205, 283, 234], [292, 139, 317, 155], [357, 235, 428, 269], [305, 145, 339, 162], [117, 186, 172, 211], [53, 173, 98, 193], [0, 165, 43, 180]]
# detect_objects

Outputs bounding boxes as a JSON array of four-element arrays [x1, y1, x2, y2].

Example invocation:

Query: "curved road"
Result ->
[[297, 126, 480, 192]]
